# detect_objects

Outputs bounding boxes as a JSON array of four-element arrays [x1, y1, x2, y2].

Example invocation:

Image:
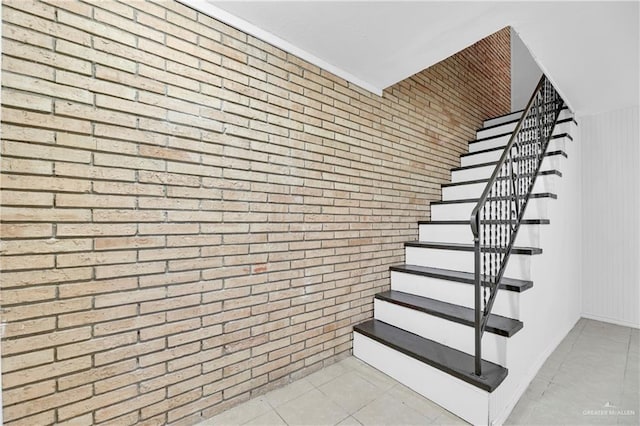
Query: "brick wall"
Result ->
[[0, 1, 510, 424]]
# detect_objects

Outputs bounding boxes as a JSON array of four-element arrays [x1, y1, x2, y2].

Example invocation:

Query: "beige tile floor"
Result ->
[[198, 319, 639, 425]]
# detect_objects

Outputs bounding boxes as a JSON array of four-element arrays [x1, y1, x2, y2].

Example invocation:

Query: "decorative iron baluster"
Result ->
[[483, 203, 488, 309], [471, 75, 564, 376]]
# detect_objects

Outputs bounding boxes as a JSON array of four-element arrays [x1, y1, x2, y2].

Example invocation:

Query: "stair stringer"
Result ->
[[488, 120, 582, 424]]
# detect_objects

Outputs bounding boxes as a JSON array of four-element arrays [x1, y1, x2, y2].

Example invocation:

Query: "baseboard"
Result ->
[[491, 316, 580, 426], [581, 313, 640, 329]]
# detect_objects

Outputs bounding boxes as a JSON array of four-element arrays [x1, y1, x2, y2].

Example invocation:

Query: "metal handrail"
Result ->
[[470, 75, 565, 376]]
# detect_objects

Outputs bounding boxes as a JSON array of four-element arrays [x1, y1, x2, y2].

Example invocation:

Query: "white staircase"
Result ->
[[353, 107, 579, 425]]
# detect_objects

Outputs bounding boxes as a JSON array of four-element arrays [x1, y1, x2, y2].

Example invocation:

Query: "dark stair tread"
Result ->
[[418, 219, 549, 225], [432, 192, 557, 206], [472, 117, 577, 143], [477, 106, 570, 132], [405, 241, 542, 255], [376, 290, 523, 337], [354, 319, 508, 392], [461, 142, 570, 158], [454, 151, 567, 172], [442, 169, 561, 188], [389, 264, 532, 292], [476, 118, 575, 136]]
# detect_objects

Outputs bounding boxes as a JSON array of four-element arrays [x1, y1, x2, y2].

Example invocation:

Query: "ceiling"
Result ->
[[183, 1, 639, 116]]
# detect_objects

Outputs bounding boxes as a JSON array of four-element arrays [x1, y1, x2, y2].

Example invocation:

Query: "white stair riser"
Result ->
[[390, 271, 522, 319], [374, 300, 509, 366], [462, 139, 567, 167], [418, 223, 474, 244], [353, 333, 490, 425], [476, 110, 573, 139], [452, 154, 565, 183], [418, 223, 542, 247], [483, 111, 523, 128], [431, 198, 550, 221], [442, 175, 559, 201], [404, 246, 533, 280], [470, 121, 574, 153]]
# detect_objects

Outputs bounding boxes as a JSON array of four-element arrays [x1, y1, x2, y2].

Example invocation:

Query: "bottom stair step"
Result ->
[[353, 319, 507, 392]]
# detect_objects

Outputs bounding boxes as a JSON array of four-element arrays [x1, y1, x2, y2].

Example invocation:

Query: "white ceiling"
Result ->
[[184, 1, 639, 116]]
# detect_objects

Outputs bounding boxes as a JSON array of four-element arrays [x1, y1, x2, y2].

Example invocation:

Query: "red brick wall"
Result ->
[[0, 0, 510, 423]]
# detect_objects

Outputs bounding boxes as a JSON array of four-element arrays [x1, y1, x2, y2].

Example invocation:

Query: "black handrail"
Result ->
[[470, 75, 565, 376]]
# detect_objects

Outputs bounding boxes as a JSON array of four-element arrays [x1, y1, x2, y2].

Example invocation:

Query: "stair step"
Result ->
[[475, 117, 575, 140], [404, 241, 542, 255], [481, 105, 569, 128], [432, 192, 556, 206], [469, 124, 575, 154], [353, 319, 508, 392], [418, 222, 545, 249], [482, 109, 525, 128], [418, 219, 550, 225], [389, 264, 533, 292], [432, 197, 551, 221], [472, 117, 577, 143], [452, 152, 565, 184], [442, 173, 560, 202], [442, 169, 561, 188], [390, 265, 524, 319], [453, 150, 567, 172], [462, 143, 569, 159], [376, 290, 523, 337], [460, 147, 569, 167], [478, 115, 521, 132]]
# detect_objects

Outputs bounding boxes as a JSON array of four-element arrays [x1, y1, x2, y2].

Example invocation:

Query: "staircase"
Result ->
[[353, 78, 580, 424]]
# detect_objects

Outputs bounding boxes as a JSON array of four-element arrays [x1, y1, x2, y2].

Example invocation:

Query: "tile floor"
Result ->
[[197, 319, 639, 425]]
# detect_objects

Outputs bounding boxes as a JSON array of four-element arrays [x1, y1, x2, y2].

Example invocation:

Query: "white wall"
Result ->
[[581, 106, 640, 328], [510, 28, 542, 111]]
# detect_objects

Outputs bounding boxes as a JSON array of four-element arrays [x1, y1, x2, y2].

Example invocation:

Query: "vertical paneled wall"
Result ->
[[581, 106, 640, 328]]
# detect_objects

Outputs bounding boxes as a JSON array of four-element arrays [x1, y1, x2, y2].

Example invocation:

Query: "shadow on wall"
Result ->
[[511, 28, 542, 112]]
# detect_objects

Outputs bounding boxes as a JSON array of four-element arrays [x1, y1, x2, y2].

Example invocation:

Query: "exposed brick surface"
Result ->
[[0, 0, 510, 424]]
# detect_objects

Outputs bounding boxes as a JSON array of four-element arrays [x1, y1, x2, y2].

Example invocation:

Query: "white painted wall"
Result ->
[[510, 28, 542, 111], [581, 106, 640, 328]]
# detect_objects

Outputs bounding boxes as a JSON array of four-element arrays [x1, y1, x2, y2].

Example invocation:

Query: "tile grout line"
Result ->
[[620, 328, 634, 403]]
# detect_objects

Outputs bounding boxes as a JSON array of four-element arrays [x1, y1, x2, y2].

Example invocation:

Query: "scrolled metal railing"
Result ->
[[470, 75, 564, 376]]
